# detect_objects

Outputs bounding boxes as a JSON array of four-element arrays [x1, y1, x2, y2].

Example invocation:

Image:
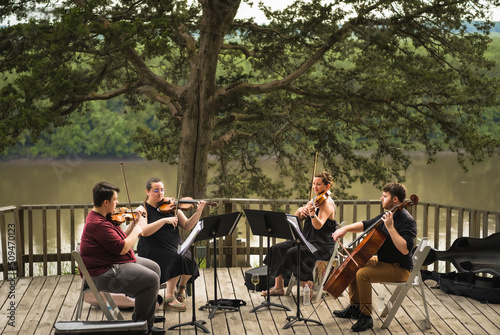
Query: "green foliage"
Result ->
[[3, 98, 161, 158], [1, 0, 500, 199]]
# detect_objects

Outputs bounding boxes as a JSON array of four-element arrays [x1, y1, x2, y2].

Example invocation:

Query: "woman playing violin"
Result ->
[[136, 177, 206, 312], [262, 171, 338, 298]]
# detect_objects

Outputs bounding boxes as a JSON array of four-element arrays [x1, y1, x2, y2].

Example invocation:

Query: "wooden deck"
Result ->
[[1, 268, 499, 335]]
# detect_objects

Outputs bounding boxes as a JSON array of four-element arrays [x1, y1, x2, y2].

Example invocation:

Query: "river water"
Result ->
[[0, 154, 499, 211], [1, 154, 498, 274]]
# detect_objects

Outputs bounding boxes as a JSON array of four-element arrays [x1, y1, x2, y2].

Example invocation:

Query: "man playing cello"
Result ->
[[332, 183, 417, 332]]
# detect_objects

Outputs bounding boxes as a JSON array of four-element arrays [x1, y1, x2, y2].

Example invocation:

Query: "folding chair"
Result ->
[[285, 242, 341, 303], [73, 248, 124, 321], [380, 237, 432, 329]]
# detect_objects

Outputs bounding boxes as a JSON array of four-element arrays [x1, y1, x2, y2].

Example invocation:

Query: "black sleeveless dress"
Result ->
[[264, 204, 338, 282], [137, 202, 198, 284]]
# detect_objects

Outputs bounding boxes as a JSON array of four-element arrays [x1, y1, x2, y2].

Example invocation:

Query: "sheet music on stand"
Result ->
[[178, 220, 204, 256], [286, 214, 317, 254]]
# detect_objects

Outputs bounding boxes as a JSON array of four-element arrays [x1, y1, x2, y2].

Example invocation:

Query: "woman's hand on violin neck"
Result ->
[[197, 201, 206, 212]]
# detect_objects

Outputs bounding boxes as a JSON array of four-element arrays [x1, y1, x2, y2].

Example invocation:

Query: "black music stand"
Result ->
[[168, 220, 210, 333], [197, 212, 242, 319], [244, 209, 293, 313], [282, 215, 323, 329]]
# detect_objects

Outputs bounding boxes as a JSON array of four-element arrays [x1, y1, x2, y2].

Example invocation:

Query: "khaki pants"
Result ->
[[348, 257, 410, 315]]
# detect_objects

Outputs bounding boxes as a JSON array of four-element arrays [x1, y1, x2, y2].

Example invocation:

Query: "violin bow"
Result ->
[[174, 182, 183, 218], [120, 162, 135, 220], [309, 151, 318, 201]]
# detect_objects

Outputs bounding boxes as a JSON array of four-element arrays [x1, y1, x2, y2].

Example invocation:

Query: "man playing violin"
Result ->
[[332, 182, 417, 332], [80, 182, 165, 335], [136, 177, 206, 312], [262, 171, 338, 298]]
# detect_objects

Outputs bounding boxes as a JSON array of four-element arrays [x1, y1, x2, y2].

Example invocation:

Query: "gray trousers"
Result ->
[[93, 256, 160, 330]]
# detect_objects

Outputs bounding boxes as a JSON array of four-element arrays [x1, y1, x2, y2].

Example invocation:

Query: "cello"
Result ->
[[323, 194, 419, 299]]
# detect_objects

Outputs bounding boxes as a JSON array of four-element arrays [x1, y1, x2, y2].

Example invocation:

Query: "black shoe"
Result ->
[[351, 314, 373, 332], [333, 304, 361, 319], [148, 326, 165, 335], [154, 315, 165, 323]]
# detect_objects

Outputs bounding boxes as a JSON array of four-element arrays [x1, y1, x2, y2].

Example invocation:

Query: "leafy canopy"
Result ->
[[1, 0, 499, 199]]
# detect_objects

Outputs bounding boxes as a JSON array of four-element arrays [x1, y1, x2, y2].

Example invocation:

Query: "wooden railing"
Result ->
[[1, 199, 499, 280]]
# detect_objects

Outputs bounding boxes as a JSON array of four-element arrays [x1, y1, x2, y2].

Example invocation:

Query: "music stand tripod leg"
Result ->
[[250, 229, 291, 313], [168, 245, 210, 333], [283, 241, 323, 329], [198, 236, 239, 319], [250, 227, 291, 313]]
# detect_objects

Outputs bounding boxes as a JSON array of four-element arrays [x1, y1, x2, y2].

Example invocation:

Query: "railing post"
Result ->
[[17, 207, 25, 277], [42, 206, 48, 276], [482, 212, 489, 238], [225, 202, 238, 267], [56, 206, 62, 275], [422, 203, 429, 242], [457, 208, 464, 239], [28, 205, 34, 276], [0, 212, 7, 279]]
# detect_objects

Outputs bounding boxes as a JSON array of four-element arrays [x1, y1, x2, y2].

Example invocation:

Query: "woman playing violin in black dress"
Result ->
[[262, 171, 338, 298], [136, 177, 206, 312]]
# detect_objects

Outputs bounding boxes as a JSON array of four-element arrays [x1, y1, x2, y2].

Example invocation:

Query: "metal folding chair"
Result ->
[[380, 237, 432, 329], [72, 247, 124, 321], [285, 242, 340, 303]]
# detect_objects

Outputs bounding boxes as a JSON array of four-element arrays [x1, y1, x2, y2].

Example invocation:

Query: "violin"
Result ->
[[156, 197, 218, 213], [313, 190, 330, 206], [305, 190, 330, 214], [107, 207, 142, 225]]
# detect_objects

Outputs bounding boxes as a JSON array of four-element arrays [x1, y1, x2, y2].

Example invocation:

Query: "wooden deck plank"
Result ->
[[0, 277, 31, 334], [49, 275, 83, 335], [33, 275, 73, 335], [18, 275, 60, 335], [447, 291, 500, 335], [2, 276, 45, 335], [218, 267, 247, 334], [0, 279, 10, 309], [241, 267, 292, 335], [0, 269, 499, 334], [228, 267, 265, 335], [202, 267, 229, 335]]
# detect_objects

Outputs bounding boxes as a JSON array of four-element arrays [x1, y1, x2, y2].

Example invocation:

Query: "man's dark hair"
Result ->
[[383, 183, 407, 203], [93, 182, 120, 206]]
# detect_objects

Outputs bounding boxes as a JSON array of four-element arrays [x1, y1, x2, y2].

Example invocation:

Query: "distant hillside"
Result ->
[[464, 21, 500, 34]]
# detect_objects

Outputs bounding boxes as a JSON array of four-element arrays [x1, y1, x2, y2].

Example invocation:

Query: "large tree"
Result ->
[[1, 0, 499, 199]]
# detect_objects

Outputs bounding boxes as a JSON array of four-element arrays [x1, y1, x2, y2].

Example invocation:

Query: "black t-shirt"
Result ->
[[362, 208, 417, 270]]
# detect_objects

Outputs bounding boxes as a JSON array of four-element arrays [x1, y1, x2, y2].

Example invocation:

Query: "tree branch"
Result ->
[[211, 128, 255, 150]]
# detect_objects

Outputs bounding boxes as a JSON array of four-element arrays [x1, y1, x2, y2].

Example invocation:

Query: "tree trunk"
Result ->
[[178, 88, 213, 199], [177, 0, 240, 199]]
